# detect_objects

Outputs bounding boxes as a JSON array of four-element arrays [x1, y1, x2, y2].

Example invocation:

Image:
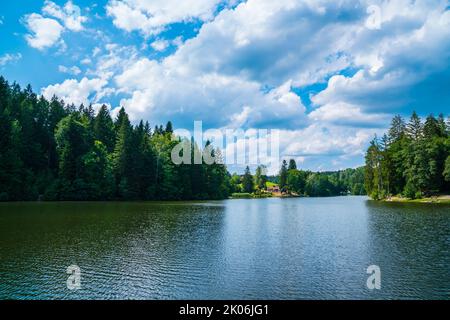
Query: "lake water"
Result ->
[[0, 196, 449, 300]]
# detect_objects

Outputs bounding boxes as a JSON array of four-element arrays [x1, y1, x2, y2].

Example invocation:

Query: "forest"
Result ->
[[0, 76, 230, 201], [230, 161, 366, 197], [364, 112, 450, 200], [0, 75, 386, 202]]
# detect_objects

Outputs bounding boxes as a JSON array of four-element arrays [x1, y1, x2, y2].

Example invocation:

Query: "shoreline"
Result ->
[[382, 195, 450, 204]]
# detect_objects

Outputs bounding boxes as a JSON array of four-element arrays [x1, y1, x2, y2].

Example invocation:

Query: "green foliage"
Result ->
[[93, 105, 115, 152], [279, 160, 288, 191], [229, 173, 242, 193], [365, 112, 450, 200], [286, 169, 307, 195], [288, 159, 297, 170], [242, 166, 254, 194], [445, 156, 450, 182], [254, 165, 268, 191], [0, 76, 231, 201], [273, 163, 365, 197]]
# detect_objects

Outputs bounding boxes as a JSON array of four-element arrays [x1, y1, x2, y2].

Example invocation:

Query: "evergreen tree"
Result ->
[[388, 115, 406, 143], [242, 166, 254, 193], [55, 114, 91, 182], [406, 111, 423, 140], [279, 160, 288, 191], [94, 105, 115, 152], [287, 169, 307, 195], [165, 121, 173, 134], [81, 140, 114, 199], [255, 165, 268, 191], [112, 108, 134, 198], [288, 159, 297, 170], [365, 112, 450, 199], [444, 156, 450, 182]]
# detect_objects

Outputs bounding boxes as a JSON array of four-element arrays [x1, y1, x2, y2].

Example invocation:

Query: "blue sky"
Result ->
[[1, 0, 449, 172]]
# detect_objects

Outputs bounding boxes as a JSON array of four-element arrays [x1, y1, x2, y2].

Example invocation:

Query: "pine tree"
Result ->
[[94, 105, 115, 152], [165, 121, 173, 134], [388, 115, 406, 143], [255, 165, 267, 191], [55, 114, 91, 182], [364, 138, 382, 199], [279, 160, 288, 191], [288, 159, 297, 170], [242, 166, 254, 194], [423, 114, 440, 138], [0, 75, 236, 201], [112, 108, 133, 198], [444, 156, 450, 182], [406, 111, 423, 140], [81, 140, 114, 199]]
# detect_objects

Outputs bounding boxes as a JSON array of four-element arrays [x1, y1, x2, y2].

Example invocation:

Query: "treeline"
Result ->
[[365, 112, 450, 200], [230, 159, 366, 197], [0, 76, 230, 201]]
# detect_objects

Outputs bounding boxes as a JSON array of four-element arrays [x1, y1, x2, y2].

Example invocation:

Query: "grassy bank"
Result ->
[[230, 192, 302, 199], [384, 195, 450, 204], [231, 193, 273, 199]]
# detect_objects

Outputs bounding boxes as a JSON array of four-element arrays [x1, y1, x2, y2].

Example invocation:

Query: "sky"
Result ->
[[0, 0, 449, 173]]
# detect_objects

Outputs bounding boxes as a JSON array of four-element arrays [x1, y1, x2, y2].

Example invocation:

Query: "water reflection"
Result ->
[[0, 198, 448, 300], [364, 200, 450, 299]]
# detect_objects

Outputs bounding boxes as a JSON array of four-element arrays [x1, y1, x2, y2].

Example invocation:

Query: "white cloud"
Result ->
[[81, 58, 92, 65], [23, 1, 86, 50], [106, 0, 224, 35], [92, 103, 112, 115], [58, 65, 82, 75], [0, 53, 22, 66], [280, 124, 381, 171], [92, 47, 101, 57], [42, 77, 108, 107], [95, 0, 447, 168], [172, 36, 184, 47], [150, 39, 169, 52], [308, 102, 390, 127], [163, 0, 359, 87], [113, 57, 307, 128], [39, 0, 450, 170], [42, 0, 87, 31], [24, 14, 64, 50], [311, 6, 450, 113], [310, 1, 450, 113]]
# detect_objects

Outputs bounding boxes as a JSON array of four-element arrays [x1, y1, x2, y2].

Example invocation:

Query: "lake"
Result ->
[[0, 196, 449, 300]]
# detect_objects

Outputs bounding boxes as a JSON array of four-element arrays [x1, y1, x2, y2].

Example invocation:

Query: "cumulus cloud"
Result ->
[[23, 1, 86, 50], [42, 77, 108, 107], [106, 0, 224, 35], [113, 56, 307, 128], [43, 0, 87, 31], [308, 102, 390, 127], [279, 124, 382, 171], [164, 0, 361, 87], [24, 14, 64, 50], [310, 1, 450, 115], [39, 0, 450, 170]]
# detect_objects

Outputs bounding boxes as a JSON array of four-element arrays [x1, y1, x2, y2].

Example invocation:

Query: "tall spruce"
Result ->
[[279, 160, 288, 191]]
